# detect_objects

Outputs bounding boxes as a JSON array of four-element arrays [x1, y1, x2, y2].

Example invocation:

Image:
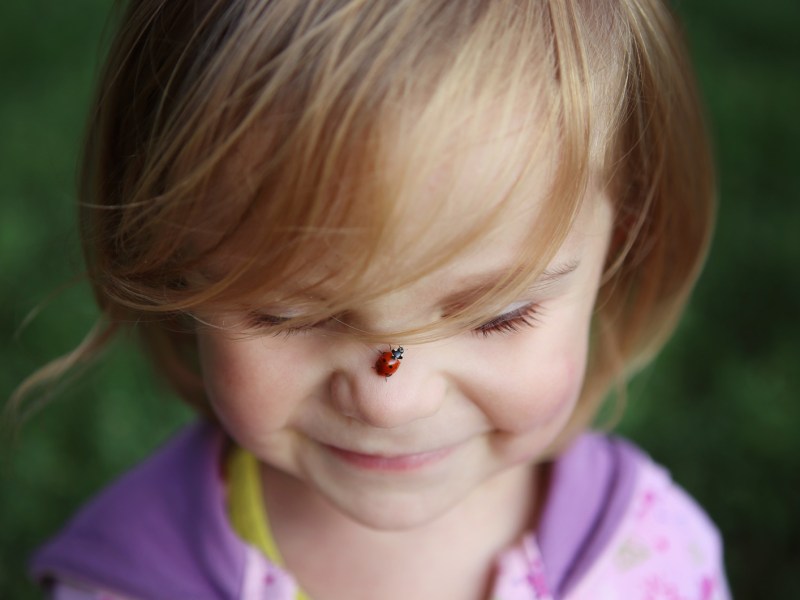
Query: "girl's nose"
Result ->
[[328, 348, 447, 429]]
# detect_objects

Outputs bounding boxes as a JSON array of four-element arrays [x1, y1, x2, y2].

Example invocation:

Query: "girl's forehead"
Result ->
[[365, 110, 560, 265], [280, 182, 603, 309], [257, 183, 607, 315], [200, 97, 587, 313]]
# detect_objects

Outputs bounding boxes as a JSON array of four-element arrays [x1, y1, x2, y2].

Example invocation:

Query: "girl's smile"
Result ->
[[323, 443, 458, 472]]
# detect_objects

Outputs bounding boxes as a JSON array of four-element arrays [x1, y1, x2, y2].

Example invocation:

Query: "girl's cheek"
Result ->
[[484, 354, 587, 467], [197, 335, 274, 428], [467, 313, 590, 432], [493, 354, 585, 434], [198, 332, 320, 436], [197, 334, 243, 398]]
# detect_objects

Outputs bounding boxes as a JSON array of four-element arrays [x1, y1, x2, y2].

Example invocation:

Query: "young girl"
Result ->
[[24, 0, 730, 598]]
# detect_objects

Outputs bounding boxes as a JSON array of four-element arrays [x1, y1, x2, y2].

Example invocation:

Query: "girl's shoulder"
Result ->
[[29, 420, 248, 599], [544, 433, 731, 600]]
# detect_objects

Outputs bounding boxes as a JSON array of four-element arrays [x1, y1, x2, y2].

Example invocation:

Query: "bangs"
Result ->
[[90, 1, 627, 343]]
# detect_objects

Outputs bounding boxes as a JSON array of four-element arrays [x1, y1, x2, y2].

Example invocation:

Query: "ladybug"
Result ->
[[375, 346, 404, 379]]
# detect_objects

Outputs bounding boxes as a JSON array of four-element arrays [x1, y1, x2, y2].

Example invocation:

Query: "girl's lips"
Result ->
[[324, 444, 455, 472]]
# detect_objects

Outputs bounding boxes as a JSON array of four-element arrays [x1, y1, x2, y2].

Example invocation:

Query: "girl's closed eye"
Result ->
[[245, 303, 543, 337], [473, 302, 541, 337], [246, 312, 323, 336]]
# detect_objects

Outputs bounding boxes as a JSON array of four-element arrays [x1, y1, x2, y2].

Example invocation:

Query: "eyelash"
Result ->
[[247, 303, 541, 338], [473, 303, 541, 337], [246, 313, 316, 337]]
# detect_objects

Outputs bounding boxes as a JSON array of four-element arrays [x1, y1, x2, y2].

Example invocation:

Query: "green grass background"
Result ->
[[2, 1, 798, 597]]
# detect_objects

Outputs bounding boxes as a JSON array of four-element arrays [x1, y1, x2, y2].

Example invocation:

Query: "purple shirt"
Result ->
[[30, 421, 730, 599]]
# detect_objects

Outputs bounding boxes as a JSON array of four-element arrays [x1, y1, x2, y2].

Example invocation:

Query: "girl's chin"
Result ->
[[319, 484, 469, 532], [292, 448, 479, 531], [257, 440, 482, 530], [263, 435, 531, 533]]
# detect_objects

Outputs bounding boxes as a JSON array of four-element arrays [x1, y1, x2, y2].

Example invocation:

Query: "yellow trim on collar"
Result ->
[[227, 446, 311, 600]]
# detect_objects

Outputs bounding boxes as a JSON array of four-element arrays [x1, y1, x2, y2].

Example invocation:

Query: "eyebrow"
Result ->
[[440, 259, 581, 306]]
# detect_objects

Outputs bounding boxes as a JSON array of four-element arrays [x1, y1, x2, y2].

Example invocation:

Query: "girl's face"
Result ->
[[196, 139, 614, 532]]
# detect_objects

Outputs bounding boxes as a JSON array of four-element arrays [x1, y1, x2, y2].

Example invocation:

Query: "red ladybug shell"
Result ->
[[375, 347, 403, 378]]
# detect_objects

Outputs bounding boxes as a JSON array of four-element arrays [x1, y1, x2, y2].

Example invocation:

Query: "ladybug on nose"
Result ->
[[375, 346, 404, 379]]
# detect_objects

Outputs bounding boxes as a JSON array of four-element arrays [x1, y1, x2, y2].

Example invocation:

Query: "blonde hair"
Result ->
[[13, 0, 714, 440]]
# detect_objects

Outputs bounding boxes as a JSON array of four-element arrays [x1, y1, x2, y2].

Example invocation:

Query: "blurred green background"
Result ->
[[1, 1, 798, 597]]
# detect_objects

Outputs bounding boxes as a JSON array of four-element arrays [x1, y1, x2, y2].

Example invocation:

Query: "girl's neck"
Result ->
[[260, 461, 544, 600]]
